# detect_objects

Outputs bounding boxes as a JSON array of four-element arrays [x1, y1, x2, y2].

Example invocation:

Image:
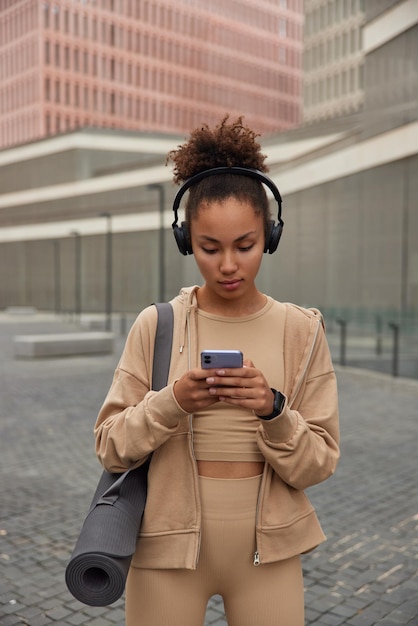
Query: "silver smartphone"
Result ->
[[201, 349, 243, 369]]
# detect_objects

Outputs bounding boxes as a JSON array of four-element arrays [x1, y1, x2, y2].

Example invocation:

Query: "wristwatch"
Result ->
[[256, 388, 286, 420]]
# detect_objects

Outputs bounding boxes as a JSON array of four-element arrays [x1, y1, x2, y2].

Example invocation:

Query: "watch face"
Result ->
[[275, 390, 285, 414]]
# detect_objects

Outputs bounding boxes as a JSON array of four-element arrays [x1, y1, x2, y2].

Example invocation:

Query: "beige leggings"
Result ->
[[126, 475, 304, 626]]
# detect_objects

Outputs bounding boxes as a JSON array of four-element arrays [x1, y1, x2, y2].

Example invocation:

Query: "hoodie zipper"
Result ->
[[252, 317, 321, 567], [184, 307, 203, 570], [253, 465, 264, 566]]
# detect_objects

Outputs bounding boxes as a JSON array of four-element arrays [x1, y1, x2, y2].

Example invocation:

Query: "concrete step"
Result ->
[[13, 331, 115, 358]]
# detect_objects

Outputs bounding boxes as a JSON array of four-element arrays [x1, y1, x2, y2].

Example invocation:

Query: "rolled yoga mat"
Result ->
[[66, 302, 173, 606], [65, 462, 148, 606]]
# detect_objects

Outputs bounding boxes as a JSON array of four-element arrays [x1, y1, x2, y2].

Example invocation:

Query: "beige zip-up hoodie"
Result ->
[[94, 286, 340, 569]]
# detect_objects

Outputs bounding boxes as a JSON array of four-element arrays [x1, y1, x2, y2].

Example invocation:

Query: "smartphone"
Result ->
[[201, 349, 243, 369]]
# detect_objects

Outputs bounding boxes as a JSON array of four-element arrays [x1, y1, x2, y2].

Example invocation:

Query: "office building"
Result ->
[[0, 0, 304, 149], [302, 0, 365, 122], [0, 0, 416, 325]]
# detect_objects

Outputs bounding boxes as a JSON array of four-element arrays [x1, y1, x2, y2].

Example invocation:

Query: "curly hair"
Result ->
[[167, 115, 268, 184], [167, 116, 272, 236]]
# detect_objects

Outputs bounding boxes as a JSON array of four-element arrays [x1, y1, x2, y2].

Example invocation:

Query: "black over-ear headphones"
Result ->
[[171, 166, 284, 255]]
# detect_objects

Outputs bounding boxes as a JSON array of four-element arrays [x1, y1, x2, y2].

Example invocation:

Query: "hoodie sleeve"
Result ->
[[94, 305, 189, 473], [256, 313, 340, 490]]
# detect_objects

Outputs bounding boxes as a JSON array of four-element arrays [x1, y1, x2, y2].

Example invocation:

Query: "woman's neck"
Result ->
[[196, 286, 267, 317]]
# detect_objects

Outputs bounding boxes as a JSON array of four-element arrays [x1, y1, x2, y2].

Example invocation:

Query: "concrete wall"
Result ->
[[1, 150, 416, 322]]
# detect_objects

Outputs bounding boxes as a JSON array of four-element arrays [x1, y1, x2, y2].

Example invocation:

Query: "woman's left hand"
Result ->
[[205, 358, 274, 417]]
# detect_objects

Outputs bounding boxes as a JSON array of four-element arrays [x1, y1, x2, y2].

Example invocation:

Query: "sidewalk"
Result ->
[[0, 313, 417, 626]]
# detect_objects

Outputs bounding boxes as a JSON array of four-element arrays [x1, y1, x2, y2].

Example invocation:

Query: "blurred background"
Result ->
[[0, 0, 417, 377]]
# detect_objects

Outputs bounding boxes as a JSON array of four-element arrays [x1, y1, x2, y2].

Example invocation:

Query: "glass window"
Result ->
[[55, 79, 60, 103], [54, 43, 60, 66], [64, 46, 70, 69], [43, 3, 50, 28], [53, 4, 59, 30], [45, 40, 50, 64]]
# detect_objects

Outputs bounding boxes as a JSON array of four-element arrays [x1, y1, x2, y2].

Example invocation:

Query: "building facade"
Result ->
[[302, 0, 365, 122], [0, 0, 416, 328], [0, 0, 304, 149]]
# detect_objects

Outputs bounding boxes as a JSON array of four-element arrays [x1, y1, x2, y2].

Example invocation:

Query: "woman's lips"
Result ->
[[219, 279, 242, 291]]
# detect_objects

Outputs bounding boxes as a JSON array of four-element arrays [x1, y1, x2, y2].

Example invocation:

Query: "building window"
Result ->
[[53, 5, 60, 30], [45, 40, 50, 64], [64, 46, 70, 69], [54, 42, 60, 66], [43, 3, 50, 28], [55, 80, 60, 103]]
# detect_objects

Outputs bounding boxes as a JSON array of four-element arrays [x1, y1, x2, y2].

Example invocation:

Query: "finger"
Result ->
[[209, 385, 255, 399]]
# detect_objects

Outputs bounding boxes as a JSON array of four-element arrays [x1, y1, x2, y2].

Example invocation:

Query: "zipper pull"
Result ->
[[253, 551, 260, 566]]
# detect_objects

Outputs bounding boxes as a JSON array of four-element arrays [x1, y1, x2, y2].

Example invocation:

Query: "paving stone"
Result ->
[[1, 314, 418, 625]]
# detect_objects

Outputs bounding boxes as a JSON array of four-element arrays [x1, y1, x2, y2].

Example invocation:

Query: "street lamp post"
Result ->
[[70, 231, 81, 320], [53, 239, 61, 315], [100, 212, 113, 331], [148, 183, 166, 302]]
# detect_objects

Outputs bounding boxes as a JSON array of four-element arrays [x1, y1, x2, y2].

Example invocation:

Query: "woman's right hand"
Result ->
[[173, 368, 220, 414]]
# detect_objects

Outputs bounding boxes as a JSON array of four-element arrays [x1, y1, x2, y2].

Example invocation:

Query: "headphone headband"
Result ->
[[171, 166, 282, 228], [171, 166, 284, 255]]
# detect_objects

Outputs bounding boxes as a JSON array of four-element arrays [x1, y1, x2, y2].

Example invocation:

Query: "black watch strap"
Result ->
[[256, 388, 286, 420]]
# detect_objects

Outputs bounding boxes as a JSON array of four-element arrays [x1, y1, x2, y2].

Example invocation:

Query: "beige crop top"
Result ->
[[193, 297, 285, 462]]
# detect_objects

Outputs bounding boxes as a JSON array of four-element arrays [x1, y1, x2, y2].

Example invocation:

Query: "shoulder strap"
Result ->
[[152, 302, 174, 391], [91, 302, 174, 506]]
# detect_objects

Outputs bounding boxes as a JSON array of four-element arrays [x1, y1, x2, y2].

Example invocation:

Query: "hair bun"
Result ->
[[167, 115, 268, 184]]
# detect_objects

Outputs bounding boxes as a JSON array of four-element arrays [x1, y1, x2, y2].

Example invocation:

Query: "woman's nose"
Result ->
[[220, 251, 238, 273]]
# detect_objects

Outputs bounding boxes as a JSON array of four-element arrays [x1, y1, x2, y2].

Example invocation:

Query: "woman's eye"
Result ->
[[202, 248, 218, 254], [238, 244, 254, 252]]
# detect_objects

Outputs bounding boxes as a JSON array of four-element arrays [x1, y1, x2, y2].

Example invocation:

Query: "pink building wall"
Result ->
[[0, 0, 303, 149]]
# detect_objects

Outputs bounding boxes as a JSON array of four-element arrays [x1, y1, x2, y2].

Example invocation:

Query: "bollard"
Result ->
[[335, 318, 347, 366], [388, 322, 400, 377], [376, 315, 383, 356], [120, 313, 127, 336]]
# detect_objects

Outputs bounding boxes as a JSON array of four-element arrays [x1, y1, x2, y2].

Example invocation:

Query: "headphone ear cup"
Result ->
[[264, 220, 283, 254], [173, 221, 193, 255]]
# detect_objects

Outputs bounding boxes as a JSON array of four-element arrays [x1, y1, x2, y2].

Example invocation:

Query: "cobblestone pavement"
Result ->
[[1, 313, 418, 626]]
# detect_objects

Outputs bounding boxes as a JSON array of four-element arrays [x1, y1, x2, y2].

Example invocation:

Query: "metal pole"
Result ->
[[100, 213, 113, 331], [388, 322, 400, 377], [336, 318, 347, 366], [70, 231, 81, 320], [53, 239, 61, 315], [148, 183, 166, 302], [375, 315, 382, 356]]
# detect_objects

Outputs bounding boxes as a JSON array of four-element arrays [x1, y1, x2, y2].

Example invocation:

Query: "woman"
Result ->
[[94, 116, 340, 626]]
